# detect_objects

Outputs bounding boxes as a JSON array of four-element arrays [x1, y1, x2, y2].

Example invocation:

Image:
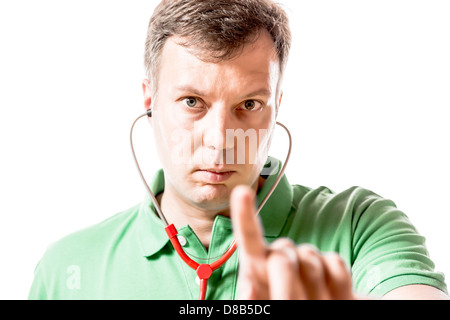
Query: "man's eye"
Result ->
[[242, 100, 261, 111], [185, 97, 198, 108]]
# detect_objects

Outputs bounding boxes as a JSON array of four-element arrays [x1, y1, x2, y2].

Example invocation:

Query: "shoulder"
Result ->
[[39, 202, 142, 270], [285, 184, 403, 252], [292, 184, 392, 216], [296, 184, 410, 236], [29, 202, 143, 299]]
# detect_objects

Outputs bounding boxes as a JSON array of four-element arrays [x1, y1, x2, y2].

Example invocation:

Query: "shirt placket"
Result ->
[[174, 226, 209, 299], [172, 218, 239, 300], [205, 216, 239, 300]]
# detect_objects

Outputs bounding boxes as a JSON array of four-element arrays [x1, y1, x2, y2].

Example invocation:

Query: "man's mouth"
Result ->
[[195, 169, 236, 183]]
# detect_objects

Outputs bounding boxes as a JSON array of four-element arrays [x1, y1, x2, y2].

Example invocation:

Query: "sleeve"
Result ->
[[350, 193, 447, 297], [28, 259, 48, 300]]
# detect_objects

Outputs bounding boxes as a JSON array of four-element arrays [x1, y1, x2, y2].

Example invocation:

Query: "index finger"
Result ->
[[230, 185, 266, 260]]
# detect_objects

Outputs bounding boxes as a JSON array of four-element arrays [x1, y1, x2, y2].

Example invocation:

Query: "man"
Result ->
[[29, 0, 447, 300]]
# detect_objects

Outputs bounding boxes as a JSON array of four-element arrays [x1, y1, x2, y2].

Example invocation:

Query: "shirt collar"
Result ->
[[137, 157, 294, 257], [257, 157, 294, 239], [137, 169, 169, 257]]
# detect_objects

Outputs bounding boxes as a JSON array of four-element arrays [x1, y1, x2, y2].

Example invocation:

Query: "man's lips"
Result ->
[[195, 169, 236, 183], [199, 169, 235, 173]]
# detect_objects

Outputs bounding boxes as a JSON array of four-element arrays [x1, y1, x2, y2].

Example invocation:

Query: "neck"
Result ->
[[157, 177, 265, 249], [157, 189, 219, 249]]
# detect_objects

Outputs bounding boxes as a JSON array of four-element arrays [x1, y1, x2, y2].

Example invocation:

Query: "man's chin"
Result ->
[[188, 184, 233, 211]]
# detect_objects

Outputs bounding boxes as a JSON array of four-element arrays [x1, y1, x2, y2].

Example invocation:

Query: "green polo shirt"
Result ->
[[29, 158, 447, 299]]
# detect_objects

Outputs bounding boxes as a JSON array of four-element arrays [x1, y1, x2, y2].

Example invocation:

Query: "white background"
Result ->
[[0, 0, 449, 299]]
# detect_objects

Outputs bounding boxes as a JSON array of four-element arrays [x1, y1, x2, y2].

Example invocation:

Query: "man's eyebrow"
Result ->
[[242, 88, 272, 99], [173, 86, 271, 99], [173, 85, 207, 97]]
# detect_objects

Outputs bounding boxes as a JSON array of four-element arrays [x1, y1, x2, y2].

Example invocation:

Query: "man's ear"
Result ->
[[276, 91, 283, 118], [278, 91, 283, 109], [142, 78, 153, 125]]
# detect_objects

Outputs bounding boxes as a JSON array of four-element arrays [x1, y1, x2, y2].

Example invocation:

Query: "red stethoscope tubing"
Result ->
[[165, 223, 237, 300]]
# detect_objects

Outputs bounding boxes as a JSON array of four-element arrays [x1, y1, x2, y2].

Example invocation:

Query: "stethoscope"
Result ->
[[130, 108, 292, 300]]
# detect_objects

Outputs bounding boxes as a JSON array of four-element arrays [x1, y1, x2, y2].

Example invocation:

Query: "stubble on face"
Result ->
[[147, 31, 281, 216]]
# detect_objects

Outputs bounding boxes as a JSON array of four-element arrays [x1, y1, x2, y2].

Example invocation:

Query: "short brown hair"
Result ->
[[144, 0, 291, 90]]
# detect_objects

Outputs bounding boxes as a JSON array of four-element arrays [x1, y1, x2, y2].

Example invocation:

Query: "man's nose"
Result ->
[[201, 106, 234, 152]]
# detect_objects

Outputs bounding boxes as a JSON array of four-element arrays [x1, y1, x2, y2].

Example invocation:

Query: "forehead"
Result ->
[[157, 32, 280, 94]]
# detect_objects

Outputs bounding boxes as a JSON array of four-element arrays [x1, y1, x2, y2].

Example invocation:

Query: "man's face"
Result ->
[[144, 31, 281, 213]]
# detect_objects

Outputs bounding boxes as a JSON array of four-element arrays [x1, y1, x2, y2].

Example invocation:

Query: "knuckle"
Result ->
[[325, 252, 350, 273], [267, 238, 299, 268], [296, 245, 326, 283], [271, 237, 297, 250], [267, 247, 296, 267], [297, 243, 320, 257], [302, 260, 323, 282], [267, 248, 299, 275]]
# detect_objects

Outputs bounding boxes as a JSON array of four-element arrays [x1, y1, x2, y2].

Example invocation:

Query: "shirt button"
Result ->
[[177, 235, 187, 246]]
